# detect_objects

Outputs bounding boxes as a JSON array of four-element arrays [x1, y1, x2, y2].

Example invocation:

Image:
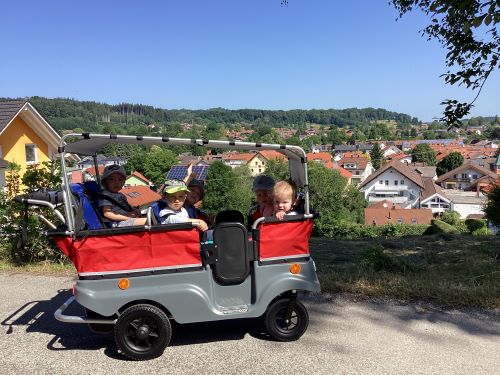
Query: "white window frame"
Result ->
[[25, 143, 39, 165]]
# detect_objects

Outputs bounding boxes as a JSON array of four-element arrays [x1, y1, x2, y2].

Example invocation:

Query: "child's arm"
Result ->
[[102, 206, 135, 222], [275, 211, 287, 220]]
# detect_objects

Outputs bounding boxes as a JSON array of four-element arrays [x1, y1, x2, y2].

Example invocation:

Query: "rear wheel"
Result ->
[[265, 298, 309, 341], [114, 304, 171, 361]]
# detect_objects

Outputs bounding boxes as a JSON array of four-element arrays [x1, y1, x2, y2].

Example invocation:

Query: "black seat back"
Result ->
[[215, 210, 245, 225], [212, 222, 249, 284]]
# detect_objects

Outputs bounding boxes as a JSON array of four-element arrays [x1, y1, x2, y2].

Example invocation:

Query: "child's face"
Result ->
[[274, 193, 293, 213], [165, 191, 187, 211], [186, 186, 203, 206], [103, 173, 125, 193], [255, 189, 273, 206]]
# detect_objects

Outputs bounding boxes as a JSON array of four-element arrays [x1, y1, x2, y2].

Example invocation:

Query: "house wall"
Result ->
[[126, 176, 148, 187], [0, 116, 50, 178], [248, 155, 267, 176], [451, 202, 485, 219]]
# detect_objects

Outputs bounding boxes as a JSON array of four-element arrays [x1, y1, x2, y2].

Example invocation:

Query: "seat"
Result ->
[[150, 200, 168, 223], [215, 210, 245, 225]]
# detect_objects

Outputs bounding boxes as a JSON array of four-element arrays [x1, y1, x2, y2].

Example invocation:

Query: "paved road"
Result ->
[[0, 273, 499, 375]]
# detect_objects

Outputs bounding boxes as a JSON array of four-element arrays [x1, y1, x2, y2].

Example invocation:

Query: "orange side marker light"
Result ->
[[118, 278, 130, 290], [290, 263, 301, 274]]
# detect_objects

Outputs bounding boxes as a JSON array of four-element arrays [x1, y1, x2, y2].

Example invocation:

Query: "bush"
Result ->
[[358, 245, 407, 273], [472, 227, 493, 236], [440, 211, 461, 226], [465, 219, 486, 233], [431, 219, 459, 234]]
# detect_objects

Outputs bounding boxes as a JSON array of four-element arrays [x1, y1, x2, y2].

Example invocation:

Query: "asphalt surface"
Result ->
[[0, 273, 499, 375]]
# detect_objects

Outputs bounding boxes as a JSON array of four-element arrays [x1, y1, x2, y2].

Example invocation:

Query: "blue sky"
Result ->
[[1, 0, 498, 122]]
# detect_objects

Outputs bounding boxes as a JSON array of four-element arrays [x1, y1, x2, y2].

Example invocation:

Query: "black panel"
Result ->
[[212, 223, 249, 284]]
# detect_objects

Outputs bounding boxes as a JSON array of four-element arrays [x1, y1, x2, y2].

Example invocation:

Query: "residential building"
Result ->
[[246, 150, 286, 176], [0, 100, 67, 188], [311, 144, 333, 153], [365, 200, 433, 226], [445, 191, 488, 219], [307, 152, 333, 169], [435, 161, 498, 190], [338, 155, 374, 185], [359, 161, 424, 208], [420, 178, 452, 215], [76, 155, 127, 170], [126, 171, 153, 187]]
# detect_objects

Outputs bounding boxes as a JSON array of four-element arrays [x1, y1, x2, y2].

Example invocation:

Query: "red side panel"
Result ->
[[259, 220, 313, 261], [52, 229, 201, 274]]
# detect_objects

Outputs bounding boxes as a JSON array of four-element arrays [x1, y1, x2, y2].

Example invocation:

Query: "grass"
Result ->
[[0, 259, 75, 276], [310, 234, 500, 308]]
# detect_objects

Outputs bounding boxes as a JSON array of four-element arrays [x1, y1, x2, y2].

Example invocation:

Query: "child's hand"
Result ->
[[275, 211, 286, 220], [196, 219, 208, 232]]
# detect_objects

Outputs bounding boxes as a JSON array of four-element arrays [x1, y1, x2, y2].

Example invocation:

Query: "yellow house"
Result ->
[[0, 100, 63, 188]]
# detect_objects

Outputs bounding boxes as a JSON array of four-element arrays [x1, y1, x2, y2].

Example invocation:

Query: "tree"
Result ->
[[436, 151, 464, 175], [203, 161, 238, 212], [484, 185, 500, 226], [391, 1, 499, 126], [142, 146, 176, 187], [369, 143, 384, 170], [411, 143, 436, 165]]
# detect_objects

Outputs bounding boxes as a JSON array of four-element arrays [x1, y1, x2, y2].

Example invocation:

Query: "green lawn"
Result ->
[[310, 234, 500, 308]]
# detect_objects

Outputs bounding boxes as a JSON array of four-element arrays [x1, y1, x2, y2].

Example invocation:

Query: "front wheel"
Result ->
[[265, 298, 309, 341], [114, 304, 171, 361]]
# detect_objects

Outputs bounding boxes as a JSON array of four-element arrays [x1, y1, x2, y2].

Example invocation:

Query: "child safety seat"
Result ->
[[71, 181, 105, 230]]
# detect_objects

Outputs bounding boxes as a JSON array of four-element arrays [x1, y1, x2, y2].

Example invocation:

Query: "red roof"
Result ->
[[332, 164, 352, 179], [84, 165, 105, 177], [364, 206, 433, 226], [257, 150, 286, 161], [120, 185, 161, 208], [224, 153, 255, 161]]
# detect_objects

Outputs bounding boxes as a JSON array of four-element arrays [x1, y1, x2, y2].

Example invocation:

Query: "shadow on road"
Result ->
[[0, 289, 274, 360]]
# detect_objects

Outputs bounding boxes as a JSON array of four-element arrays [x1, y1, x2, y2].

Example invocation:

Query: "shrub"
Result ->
[[440, 211, 461, 226], [472, 227, 493, 236], [465, 219, 486, 233], [431, 219, 459, 234], [358, 245, 408, 273]]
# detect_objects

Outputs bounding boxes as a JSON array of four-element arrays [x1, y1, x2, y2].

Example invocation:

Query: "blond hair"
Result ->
[[273, 180, 297, 200]]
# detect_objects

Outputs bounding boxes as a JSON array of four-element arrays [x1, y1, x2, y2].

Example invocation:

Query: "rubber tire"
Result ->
[[114, 304, 171, 361], [265, 298, 309, 342], [85, 308, 114, 334]]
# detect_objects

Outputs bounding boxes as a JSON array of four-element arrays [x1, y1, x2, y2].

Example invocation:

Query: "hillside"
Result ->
[[1, 96, 419, 135]]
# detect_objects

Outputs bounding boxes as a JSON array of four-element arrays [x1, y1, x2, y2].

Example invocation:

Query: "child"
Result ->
[[184, 178, 209, 223], [273, 180, 301, 220], [99, 165, 147, 227], [159, 179, 208, 232], [248, 175, 275, 225]]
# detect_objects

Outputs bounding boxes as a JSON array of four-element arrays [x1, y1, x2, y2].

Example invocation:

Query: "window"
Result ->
[[25, 144, 38, 164], [394, 180, 398, 186], [472, 174, 478, 180], [396, 218, 403, 224], [400, 180, 405, 185], [411, 218, 417, 224], [379, 180, 383, 184], [461, 173, 467, 179], [355, 171, 360, 175], [385, 180, 389, 186]]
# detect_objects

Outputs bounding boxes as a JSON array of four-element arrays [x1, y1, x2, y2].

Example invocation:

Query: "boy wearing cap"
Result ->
[[99, 165, 147, 227], [159, 179, 208, 231], [248, 175, 275, 226]]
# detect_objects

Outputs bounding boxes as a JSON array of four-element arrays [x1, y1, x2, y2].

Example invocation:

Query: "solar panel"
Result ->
[[166, 165, 209, 182]]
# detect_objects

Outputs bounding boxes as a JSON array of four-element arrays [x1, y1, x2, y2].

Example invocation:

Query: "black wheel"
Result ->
[[85, 308, 114, 334], [265, 298, 309, 342], [114, 304, 171, 361]]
